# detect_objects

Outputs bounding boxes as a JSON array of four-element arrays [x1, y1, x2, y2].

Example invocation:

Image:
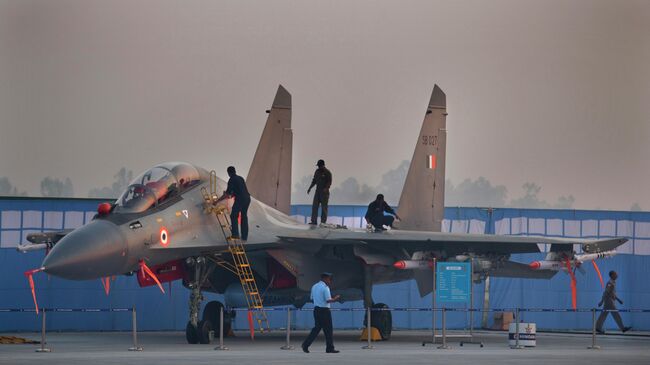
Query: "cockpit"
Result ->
[[113, 162, 202, 214]]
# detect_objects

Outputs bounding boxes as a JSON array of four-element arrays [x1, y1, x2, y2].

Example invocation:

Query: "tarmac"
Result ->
[[1, 330, 648, 365]]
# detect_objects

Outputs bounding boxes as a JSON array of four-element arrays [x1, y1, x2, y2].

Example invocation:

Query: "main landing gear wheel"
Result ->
[[363, 303, 392, 340], [197, 319, 213, 344], [202, 301, 232, 338], [185, 321, 199, 344]]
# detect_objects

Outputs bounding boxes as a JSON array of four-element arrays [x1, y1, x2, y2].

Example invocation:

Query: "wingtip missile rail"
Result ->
[[529, 250, 617, 271]]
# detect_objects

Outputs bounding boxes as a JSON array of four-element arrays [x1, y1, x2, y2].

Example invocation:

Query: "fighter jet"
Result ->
[[20, 84, 627, 343]]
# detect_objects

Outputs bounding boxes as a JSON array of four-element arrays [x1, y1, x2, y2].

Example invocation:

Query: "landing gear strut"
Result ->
[[185, 257, 216, 344]]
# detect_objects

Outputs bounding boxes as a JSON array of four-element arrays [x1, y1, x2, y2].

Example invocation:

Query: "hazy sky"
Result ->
[[1, 0, 649, 210]]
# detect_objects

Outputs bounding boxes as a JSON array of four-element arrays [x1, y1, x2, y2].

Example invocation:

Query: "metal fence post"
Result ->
[[362, 307, 374, 349], [588, 308, 601, 350], [469, 257, 474, 338], [511, 307, 523, 349], [128, 306, 143, 351], [437, 307, 450, 349], [281, 307, 294, 350], [215, 306, 229, 350], [432, 258, 437, 344], [35, 308, 51, 353]]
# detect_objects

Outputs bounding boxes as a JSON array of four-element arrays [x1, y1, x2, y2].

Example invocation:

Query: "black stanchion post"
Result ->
[[362, 307, 374, 349], [35, 308, 51, 353], [128, 306, 143, 351], [281, 307, 294, 350], [588, 308, 601, 350], [437, 307, 450, 349], [215, 306, 229, 351]]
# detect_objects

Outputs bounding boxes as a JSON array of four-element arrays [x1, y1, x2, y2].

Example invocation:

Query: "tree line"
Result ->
[[0, 168, 132, 199], [291, 160, 643, 210], [0, 163, 645, 211]]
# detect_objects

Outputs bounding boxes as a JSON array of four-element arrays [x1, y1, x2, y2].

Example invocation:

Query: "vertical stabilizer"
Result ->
[[396, 84, 447, 232], [246, 85, 293, 215]]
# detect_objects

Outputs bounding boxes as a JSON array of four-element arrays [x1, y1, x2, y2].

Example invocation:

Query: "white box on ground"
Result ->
[[508, 322, 536, 347]]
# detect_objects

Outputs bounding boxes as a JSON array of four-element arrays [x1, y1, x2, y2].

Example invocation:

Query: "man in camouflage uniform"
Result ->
[[596, 270, 631, 334], [307, 159, 332, 225]]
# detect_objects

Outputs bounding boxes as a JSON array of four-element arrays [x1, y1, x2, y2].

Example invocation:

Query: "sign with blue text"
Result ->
[[435, 262, 471, 303]]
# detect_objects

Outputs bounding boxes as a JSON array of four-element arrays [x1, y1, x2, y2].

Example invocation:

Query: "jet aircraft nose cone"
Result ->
[[42, 220, 127, 280]]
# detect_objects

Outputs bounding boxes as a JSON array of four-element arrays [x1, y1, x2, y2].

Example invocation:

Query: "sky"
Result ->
[[0, 0, 649, 210]]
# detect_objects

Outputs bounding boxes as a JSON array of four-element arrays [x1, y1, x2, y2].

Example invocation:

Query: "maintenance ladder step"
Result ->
[[202, 174, 269, 333]]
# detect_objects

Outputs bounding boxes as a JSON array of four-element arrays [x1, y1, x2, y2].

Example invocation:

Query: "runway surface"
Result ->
[[1, 330, 648, 365]]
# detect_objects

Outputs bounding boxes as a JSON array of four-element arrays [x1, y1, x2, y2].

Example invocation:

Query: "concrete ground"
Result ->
[[1, 330, 648, 365]]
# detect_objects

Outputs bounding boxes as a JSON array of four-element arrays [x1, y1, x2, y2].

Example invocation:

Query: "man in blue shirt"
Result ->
[[302, 272, 340, 353]]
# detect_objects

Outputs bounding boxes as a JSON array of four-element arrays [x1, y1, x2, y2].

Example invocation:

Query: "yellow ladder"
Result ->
[[201, 171, 270, 333]]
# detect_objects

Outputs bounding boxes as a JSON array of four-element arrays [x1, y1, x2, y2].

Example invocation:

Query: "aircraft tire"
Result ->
[[185, 321, 199, 344], [197, 319, 213, 344], [202, 301, 232, 337], [370, 303, 392, 340]]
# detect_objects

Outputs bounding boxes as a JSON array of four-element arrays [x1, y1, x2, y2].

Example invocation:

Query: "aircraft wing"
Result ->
[[300, 229, 627, 255]]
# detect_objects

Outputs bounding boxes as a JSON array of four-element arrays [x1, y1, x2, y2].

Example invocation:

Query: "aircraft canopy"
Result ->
[[114, 162, 201, 213]]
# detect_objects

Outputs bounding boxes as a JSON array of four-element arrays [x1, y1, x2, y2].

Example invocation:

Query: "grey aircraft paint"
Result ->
[[25, 84, 627, 340], [246, 85, 292, 215]]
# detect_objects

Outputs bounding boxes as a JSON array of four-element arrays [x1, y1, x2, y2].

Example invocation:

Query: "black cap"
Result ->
[[321, 272, 333, 278], [317, 159, 325, 167]]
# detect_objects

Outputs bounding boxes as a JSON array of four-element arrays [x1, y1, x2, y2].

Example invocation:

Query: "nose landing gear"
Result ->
[[185, 256, 221, 344]]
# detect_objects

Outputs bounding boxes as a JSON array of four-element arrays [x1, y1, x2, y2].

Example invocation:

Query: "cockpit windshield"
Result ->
[[116, 184, 157, 213], [114, 163, 200, 214]]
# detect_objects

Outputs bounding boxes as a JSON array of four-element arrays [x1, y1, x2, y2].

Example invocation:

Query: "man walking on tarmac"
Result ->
[[365, 194, 401, 231], [302, 272, 340, 353], [596, 270, 632, 334], [307, 159, 332, 225], [217, 166, 251, 241]]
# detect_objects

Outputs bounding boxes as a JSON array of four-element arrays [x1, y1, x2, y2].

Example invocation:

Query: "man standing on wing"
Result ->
[[307, 159, 332, 225]]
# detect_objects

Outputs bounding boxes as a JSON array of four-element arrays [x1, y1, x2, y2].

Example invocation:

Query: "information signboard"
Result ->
[[435, 262, 471, 303]]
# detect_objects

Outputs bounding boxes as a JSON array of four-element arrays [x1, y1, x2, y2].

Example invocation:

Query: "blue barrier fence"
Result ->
[[0, 308, 133, 313], [2, 307, 644, 354], [3, 307, 649, 313], [1, 198, 650, 332], [3, 306, 647, 337]]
